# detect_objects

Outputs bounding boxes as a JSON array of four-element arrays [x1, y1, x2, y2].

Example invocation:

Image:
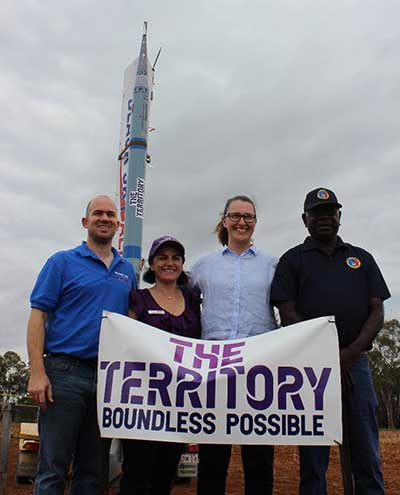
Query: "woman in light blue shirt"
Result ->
[[190, 194, 277, 495]]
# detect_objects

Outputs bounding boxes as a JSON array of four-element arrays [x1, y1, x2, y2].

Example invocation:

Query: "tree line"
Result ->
[[369, 319, 400, 429], [1, 320, 399, 428], [0, 351, 30, 401]]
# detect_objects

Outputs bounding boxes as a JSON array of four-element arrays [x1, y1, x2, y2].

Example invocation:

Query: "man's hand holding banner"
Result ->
[[97, 313, 342, 446]]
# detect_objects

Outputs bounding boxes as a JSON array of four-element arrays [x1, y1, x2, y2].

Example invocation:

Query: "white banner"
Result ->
[[98, 313, 342, 446]]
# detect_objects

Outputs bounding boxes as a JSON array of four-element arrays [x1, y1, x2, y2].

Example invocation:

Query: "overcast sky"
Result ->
[[2, 0, 399, 358]]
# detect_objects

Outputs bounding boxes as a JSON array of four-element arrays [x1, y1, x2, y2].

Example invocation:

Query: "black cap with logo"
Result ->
[[303, 188, 342, 212]]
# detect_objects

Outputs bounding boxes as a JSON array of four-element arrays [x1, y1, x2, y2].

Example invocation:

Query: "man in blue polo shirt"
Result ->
[[271, 188, 390, 495], [27, 195, 136, 495]]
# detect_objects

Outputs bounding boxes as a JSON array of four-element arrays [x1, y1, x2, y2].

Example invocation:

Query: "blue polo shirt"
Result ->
[[30, 242, 136, 359]]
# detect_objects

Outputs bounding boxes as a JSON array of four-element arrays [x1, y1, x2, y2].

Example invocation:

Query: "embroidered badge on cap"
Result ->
[[346, 257, 362, 269], [317, 189, 330, 200]]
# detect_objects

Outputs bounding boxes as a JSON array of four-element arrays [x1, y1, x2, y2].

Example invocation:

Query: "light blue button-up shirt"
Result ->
[[189, 245, 277, 340]]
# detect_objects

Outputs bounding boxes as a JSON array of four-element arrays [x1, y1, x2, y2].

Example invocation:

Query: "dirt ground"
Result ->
[[4, 425, 399, 494]]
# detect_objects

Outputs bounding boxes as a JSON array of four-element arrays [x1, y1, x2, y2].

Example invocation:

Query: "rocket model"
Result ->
[[117, 22, 155, 275]]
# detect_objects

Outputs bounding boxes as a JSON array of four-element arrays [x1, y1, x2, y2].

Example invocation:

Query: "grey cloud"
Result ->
[[2, 0, 399, 356]]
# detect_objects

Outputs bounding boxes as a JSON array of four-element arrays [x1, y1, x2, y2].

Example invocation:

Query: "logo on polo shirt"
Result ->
[[317, 189, 330, 200], [346, 257, 361, 269], [114, 271, 130, 283]]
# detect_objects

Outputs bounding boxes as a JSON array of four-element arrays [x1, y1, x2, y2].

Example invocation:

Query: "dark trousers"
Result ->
[[197, 444, 274, 495], [119, 439, 184, 495], [299, 355, 385, 495]]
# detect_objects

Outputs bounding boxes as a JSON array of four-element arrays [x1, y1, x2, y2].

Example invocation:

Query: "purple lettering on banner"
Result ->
[[221, 341, 245, 367], [203, 412, 216, 434], [137, 409, 151, 429], [100, 360, 121, 403], [220, 366, 245, 409], [206, 370, 217, 408], [188, 412, 202, 434], [103, 407, 112, 427], [151, 410, 165, 430], [226, 413, 239, 434], [287, 415, 300, 435], [121, 362, 146, 404], [313, 415, 324, 435], [267, 414, 280, 435], [113, 407, 124, 428], [254, 414, 267, 435], [169, 337, 193, 363], [277, 367, 305, 410], [193, 343, 220, 369], [124, 408, 137, 429], [300, 415, 312, 435], [239, 414, 252, 435], [177, 411, 189, 433], [304, 367, 331, 410], [148, 363, 172, 406], [281, 414, 287, 435], [176, 367, 202, 408], [165, 411, 177, 432], [246, 365, 274, 410]]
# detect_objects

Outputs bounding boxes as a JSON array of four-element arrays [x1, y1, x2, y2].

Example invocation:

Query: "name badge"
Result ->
[[148, 310, 165, 315]]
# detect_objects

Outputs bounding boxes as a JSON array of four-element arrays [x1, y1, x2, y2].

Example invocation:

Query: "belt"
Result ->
[[47, 353, 98, 368]]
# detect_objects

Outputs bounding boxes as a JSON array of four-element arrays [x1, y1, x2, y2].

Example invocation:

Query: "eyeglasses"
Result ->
[[224, 212, 257, 223]]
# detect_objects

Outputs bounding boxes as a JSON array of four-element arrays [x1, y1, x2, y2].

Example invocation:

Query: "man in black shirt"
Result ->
[[270, 187, 390, 495]]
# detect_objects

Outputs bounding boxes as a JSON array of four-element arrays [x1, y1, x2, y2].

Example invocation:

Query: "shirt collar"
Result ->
[[76, 241, 122, 261], [221, 244, 257, 256], [302, 236, 345, 253]]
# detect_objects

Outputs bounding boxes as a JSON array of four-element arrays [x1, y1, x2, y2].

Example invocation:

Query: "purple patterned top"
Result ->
[[129, 288, 201, 338]]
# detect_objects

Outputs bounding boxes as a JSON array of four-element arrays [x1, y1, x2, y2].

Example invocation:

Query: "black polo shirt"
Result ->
[[270, 236, 390, 348]]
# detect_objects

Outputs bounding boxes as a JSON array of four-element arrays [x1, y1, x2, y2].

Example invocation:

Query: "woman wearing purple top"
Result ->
[[119, 236, 201, 495]]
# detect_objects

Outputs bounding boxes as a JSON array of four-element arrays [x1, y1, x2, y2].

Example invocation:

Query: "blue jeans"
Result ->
[[299, 355, 385, 495], [34, 354, 105, 495]]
